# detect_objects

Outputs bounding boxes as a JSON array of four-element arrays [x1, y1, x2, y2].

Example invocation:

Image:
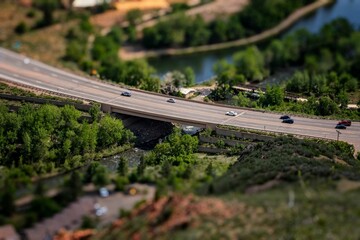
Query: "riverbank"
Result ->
[[119, 0, 333, 60]]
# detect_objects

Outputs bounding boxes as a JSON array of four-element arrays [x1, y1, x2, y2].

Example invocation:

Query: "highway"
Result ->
[[0, 47, 359, 151]]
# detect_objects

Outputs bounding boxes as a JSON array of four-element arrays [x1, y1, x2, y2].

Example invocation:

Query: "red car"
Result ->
[[338, 120, 351, 126]]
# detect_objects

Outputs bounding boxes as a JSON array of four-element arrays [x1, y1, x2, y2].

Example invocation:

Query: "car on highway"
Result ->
[[226, 111, 238, 116], [121, 91, 131, 97], [280, 115, 290, 120], [338, 120, 351, 126], [335, 124, 347, 129], [167, 98, 176, 103], [282, 118, 294, 124]]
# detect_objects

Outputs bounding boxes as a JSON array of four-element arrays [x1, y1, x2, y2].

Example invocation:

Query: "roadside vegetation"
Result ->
[[208, 18, 360, 119], [90, 131, 360, 239], [0, 103, 134, 186]]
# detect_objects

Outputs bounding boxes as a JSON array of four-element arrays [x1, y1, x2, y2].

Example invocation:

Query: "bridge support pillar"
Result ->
[[101, 104, 112, 113]]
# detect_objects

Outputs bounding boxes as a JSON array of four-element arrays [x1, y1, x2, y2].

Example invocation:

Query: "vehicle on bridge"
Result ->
[[335, 124, 347, 129], [280, 115, 290, 120], [226, 111, 238, 116], [167, 98, 176, 103], [121, 91, 132, 97], [282, 118, 294, 124], [338, 120, 351, 126]]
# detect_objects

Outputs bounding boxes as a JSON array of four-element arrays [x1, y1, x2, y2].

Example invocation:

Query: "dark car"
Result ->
[[282, 118, 294, 124], [280, 115, 290, 120], [335, 124, 347, 129], [338, 120, 351, 126], [121, 91, 131, 97], [167, 98, 176, 103]]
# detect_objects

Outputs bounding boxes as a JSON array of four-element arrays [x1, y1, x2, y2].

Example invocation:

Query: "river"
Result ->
[[148, 0, 360, 83]]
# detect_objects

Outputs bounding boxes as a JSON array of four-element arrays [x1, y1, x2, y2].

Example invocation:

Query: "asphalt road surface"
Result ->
[[0, 47, 359, 151]]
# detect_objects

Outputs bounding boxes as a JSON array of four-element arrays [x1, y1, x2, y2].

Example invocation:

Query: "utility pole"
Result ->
[[336, 130, 341, 141]]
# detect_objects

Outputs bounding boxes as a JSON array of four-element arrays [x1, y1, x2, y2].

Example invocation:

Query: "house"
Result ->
[[72, 0, 113, 8]]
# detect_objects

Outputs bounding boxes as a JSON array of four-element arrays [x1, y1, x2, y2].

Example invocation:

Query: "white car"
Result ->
[[99, 187, 109, 197], [95, 206, 108, 216], [225, 111, 238, 116]]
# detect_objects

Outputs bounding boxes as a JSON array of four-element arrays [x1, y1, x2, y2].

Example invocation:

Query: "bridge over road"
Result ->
[[0, 47, 359, 152]]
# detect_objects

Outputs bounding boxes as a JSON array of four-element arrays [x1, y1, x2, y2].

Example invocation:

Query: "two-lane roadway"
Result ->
[[0, 47, 359, 151]]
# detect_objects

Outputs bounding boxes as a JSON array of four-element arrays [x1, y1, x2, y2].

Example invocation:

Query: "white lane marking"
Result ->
[[33, 67, 39, 71], [12, 73, 19, 77], [72, 79, 79, 83], [94, 85, 99, 89], [36, 80, 41, 83], [51, 73, 58, 77]]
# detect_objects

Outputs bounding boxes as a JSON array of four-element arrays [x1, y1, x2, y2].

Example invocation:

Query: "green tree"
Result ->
[[161, 160, 172, 178], [206, 162, 214, 177], [14, 21, 28, 34], [317, 96, 339, 116], [184, 67, 195, 87], [117, 157, 128, 176], [126, 9, 142, 26], [0, 181, 15, 216], [34, 0, 59, 27], [114, 176, 129, 191], [67, 171, 83, 200], [233, 46, 268, 82], [97, 115, 132, 149], [137, 156, 147, 177], [92, 164, 110, 187], [260, 86, 284, 107]]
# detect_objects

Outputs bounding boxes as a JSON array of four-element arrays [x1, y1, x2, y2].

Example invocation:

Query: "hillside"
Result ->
[[86, 137, 360, 239]]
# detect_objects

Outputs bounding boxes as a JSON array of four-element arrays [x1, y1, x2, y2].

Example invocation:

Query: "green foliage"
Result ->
[[126, 9, 142, 26], [145, 128, 198, 166], [31, 196, 61, 219], [97, 115, 134, 149], [0, 104, 133, 185], [14, 21, 28, 34], [183, 67, 195, 87], [81, 215, 97, 229], [210, 19, 360, 119], [259, 85, 284, 107], [117, 157, 129, 176], [92, 164, 110, 187], [142, 14, 211, 48], [114, 176, 129, 191], [211, 137, 360, 194], [34, 0, 59, 27], [140, 0, 311, 48], [63, 171, 83, 201], [233, 46, 268, 82], [0, 180, 15, 216]]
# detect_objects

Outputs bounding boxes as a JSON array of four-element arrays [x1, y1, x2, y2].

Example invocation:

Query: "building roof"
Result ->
[[73, 0, 112, 8]]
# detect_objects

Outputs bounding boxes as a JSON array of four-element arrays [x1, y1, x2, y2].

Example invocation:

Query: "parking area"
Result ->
[[24, 184, 156, 240]]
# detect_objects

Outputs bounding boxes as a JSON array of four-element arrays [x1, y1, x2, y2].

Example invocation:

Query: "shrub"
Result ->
[[15, 21, 28, 34]]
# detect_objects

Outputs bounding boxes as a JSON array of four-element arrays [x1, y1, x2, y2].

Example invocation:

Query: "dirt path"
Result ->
[[120, 0, 333, 60]]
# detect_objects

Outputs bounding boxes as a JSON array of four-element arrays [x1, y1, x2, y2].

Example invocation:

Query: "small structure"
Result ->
[[72, 0, 113, 8], [0, 225, 20, 240], [114, 0, 170, 11]]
